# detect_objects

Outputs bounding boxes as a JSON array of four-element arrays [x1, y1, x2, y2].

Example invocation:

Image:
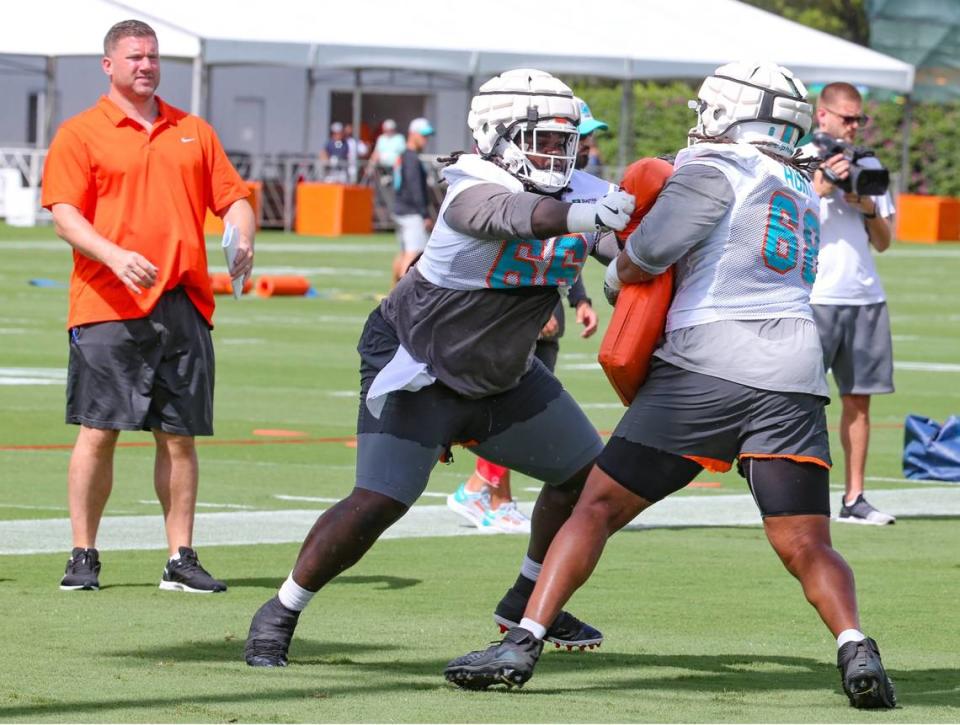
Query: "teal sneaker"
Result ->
[[479, 500, 531, 534], [446, 482, 487, 527]]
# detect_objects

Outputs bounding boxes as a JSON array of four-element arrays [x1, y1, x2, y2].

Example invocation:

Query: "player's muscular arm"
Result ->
[[444, 184, 633, 241], [443, 184, 543, 240], [51, 202, 158, 295], [620, 164, 734, 283]]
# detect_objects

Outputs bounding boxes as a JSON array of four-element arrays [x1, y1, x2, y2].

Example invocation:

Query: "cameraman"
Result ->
[[805, 82, 896, 526]]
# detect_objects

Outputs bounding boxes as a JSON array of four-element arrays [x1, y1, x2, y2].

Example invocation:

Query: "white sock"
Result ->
[[837, 628, 866, 648], [519, 617, 547, 640], [520, 556, 542, 581], [168, 552, 181, 562], [277, 572, 316, 612]]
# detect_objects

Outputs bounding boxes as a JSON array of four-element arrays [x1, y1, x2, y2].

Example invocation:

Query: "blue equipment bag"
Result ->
[[903, 415, 960, 482]]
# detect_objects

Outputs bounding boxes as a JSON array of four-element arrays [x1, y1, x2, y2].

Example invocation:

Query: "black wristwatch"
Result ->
[[863, 210, 878, 219]]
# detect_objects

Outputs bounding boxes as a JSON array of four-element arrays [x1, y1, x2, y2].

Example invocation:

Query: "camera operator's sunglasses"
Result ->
[[822, 106, 870, 126]]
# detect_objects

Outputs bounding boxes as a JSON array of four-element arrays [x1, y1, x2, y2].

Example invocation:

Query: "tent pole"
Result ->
[[899, 93, 912, 195], [352, 69, 362, 183], [190, 39, 205, 117], [39, 57, 56, 149], [618, 62, 634, 172], [303, 68, 316, 153]]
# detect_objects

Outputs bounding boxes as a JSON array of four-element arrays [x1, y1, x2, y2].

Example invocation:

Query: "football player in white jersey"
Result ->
[[244, 69, 635, 668], [446, 62, 896, 710]]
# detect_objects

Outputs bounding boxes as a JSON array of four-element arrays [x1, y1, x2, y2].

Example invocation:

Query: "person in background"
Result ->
[[575, 97, 609, 176], [343, 122, 369, 183], [391, 117, 435, 285], [320, 121, 350, 182], [42, 19, 255, 594], [804, 82, 896, 526], [446, 274, 598, 534], [368, 119, 407, 175]]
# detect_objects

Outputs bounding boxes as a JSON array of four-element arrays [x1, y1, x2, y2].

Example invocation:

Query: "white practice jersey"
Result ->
[[417, 155, 614, 291], [666, 143, 822, 332]]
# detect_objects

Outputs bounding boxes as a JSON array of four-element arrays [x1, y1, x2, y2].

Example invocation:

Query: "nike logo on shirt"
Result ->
[[180, 137, 196, 143]]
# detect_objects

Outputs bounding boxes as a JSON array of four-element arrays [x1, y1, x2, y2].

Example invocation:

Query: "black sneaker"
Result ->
[[245, 596, 301, 667], [159, 547, 227, 593], [837, 637, 897, 709], [60, 547, 100, 591], [494, 586, 603, 650], [838, 494, 896, 525], [445, 626, 543, 690]]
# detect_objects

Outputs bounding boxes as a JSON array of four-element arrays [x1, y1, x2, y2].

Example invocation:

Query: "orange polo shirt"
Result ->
[[42, 96, 249, 328]]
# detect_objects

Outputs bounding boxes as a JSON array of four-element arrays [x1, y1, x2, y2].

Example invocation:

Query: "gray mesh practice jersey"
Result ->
[[627, 143, 828, 398], [665, 143, 821, 330], [380, 156, 613, 398]]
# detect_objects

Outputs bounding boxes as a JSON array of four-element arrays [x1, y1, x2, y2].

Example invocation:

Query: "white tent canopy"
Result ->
[[113, 0, 914, 91], [3, 0, 915, 165], [2, 0, 199, 59]]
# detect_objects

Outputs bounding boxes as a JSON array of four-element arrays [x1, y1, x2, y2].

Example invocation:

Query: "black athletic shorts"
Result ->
[[353, 308, 602, 506], [66, 287, 215, 436]]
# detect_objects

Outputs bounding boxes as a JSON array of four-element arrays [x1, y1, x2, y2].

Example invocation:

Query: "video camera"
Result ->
[[811, 131, 889, 196]]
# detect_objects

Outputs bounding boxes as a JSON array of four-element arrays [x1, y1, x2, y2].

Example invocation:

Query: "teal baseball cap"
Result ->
[[408, 117, 435, 136], [576, 97, 608, 136]]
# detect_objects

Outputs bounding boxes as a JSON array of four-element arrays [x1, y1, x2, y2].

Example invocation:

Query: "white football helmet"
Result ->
[[468, 68, 580, 193], [689, 61, 813, 156]]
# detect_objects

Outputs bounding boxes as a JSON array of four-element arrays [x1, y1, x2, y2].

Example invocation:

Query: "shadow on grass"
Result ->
[[98, 574, 421, 591], [6, 649, 958, 718], [105, 637, 397, 665], [224, 574, 421, 590]]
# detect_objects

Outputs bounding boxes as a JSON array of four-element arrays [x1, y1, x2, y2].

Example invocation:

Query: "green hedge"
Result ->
[[573, 80, 960, 196]]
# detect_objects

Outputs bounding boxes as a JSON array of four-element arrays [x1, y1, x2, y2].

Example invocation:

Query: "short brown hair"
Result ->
[[819, 82, 861, 107], [103, 19, 157, 56]]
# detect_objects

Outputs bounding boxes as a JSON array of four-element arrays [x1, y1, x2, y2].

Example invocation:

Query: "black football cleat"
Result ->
[[494, 585, 602, 650], [837, 637, 897, 709], [445, 626, 543, 690], [245, 596, 301, 667], [60, 547, 101, 591], [159, 547, 227, 593]]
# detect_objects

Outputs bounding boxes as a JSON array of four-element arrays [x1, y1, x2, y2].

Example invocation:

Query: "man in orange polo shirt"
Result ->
[[42, 19, 255, 593]]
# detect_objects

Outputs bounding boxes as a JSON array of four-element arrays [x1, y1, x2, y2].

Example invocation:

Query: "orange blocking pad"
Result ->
[[598, 269, 674, 407], [295, 183, 374, 236], [896, 194, 960, 243], [209, 273, 253, 296], [204, 181, 263, 235], [256, 275, 311, 297]]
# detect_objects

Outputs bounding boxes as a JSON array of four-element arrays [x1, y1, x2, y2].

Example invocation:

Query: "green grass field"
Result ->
[[1, 222, 959, 722]]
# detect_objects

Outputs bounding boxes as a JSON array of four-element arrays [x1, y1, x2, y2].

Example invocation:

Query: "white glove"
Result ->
[[603, 258, 623, 306], [566, 190, 636, 233]]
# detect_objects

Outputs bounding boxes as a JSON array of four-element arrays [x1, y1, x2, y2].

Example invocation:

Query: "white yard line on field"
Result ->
[[868, 476, 959, 485], [208, 265, 382, 277], [273, 495, 343, 503], [4, 487, 959, 555], [137, 500, 257, 510]]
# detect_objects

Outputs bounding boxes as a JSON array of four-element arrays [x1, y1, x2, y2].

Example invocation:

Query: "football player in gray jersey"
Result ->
[[447, 62, 896, 710], [244, 69, 635, 667]]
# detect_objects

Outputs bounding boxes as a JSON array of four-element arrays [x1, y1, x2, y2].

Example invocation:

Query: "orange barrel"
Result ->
[[256, 275, 312, 297]]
